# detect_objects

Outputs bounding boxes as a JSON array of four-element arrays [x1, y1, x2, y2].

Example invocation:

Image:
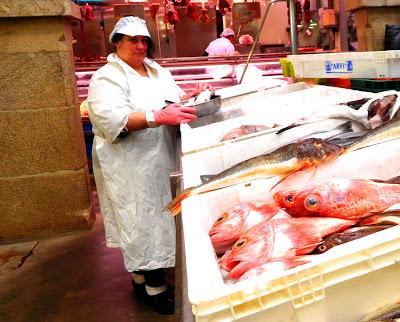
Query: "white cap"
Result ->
[[220, 28, 235, 38], [109, 16, 151, 45]]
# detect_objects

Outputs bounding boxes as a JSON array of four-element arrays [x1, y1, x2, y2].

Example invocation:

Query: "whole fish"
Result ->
[[276, 105, 370, 134], [208, 201, 282, 254], [219, 217, 355, 279], [163, 138, 344, 216], [277, 91, 399, 133], [221, 125, 270, 141], [273, 178, 400, 220], [311, 225, 393, 254]]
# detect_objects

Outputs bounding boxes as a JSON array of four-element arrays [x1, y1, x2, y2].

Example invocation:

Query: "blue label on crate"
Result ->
[[325, 60, 353, 74]]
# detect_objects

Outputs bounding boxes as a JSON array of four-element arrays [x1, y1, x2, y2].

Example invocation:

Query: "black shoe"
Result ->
[[146, 289, 175, 315], [131, 280, 147, 299]]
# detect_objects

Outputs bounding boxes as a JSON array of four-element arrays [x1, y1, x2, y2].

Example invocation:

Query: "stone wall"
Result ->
[[0, 0, 94, 241], [346, 0, 400, 51]]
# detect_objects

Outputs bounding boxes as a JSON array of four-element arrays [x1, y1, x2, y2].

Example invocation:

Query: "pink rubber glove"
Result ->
[[153, 103, 198, 125]]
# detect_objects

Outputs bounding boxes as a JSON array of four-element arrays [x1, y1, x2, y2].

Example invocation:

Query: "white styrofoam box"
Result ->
[[181, 85, 372, 154], [181, 104, 374, 189], [181, 139, 400, 321], [288, 50, 400, 78]]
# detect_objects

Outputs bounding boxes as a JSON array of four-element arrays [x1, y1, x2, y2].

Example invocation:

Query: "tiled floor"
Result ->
[[0, 191, 181, 322]]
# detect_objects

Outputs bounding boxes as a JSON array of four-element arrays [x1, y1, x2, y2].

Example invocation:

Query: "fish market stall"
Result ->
[[177, 85, 400, 321]]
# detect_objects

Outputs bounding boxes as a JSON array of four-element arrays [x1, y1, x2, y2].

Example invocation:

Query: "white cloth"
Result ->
[[87, 53, 184, 271], [205, 37, 235, 56]]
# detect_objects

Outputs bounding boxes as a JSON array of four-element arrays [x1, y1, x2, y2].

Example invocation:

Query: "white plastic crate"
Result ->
[[181, 85, 371, 154], [288, 50, 400, 78], [181, 94, 374, 189], [181, 139, 400, 322]]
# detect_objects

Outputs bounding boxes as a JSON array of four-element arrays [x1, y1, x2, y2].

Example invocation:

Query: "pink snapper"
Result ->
[[208, 201, 282, 254], [219, 216, 355, 279]]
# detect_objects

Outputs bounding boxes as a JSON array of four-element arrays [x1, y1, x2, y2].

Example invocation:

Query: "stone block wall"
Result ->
[[0, 0, 94, 241], [346, 1, 400, 51]]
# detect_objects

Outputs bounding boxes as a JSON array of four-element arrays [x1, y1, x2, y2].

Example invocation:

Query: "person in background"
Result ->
[[238, 34, 254, 46], [204, 27, 239, 56], [87, 16, 211, 315]]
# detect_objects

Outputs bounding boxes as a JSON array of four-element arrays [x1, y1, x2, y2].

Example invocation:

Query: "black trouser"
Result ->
[[133, 268, 166, 287]]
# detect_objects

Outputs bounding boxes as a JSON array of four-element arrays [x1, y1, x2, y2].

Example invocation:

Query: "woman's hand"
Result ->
[[181, 83, 215, 101], [153, 103, 197, 125]]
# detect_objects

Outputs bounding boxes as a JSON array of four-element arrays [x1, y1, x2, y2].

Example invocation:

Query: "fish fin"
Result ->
[[200, 175, 215, 183], [370, 176, 400, 185], [310, 165, 318, 179], [270, 164, 318, 192], [276, 123, 298, 134], [327, 128, 367, 147], [162, 187, 195, 216], [269, 172, 296, 191]]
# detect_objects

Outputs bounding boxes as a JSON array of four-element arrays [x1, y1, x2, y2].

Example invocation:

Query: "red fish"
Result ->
[[273, 179, 400, 220], [221, 125, 270, 141], [220, 217, 355, 279], [208, 201, 282, 254]]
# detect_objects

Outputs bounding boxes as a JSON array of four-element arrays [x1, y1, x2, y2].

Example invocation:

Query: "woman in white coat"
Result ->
[[87, 16, 209, 315]]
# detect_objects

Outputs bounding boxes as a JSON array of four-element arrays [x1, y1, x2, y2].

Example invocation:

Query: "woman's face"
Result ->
[[115, 35, 148, 66]]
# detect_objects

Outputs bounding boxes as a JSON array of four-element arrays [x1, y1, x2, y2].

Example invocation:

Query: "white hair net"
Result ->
[[109, 16, 151, 44]]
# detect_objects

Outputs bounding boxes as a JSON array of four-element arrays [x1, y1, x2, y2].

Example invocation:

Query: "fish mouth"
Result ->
[[209, 230, 225, 243], [209, 231, 239, 254], [229, 261, 258, 279], [220, 259, 240, 272], [209, 227, 239, 243]]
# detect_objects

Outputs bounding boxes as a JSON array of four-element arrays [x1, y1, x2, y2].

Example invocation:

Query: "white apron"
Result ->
[[88, 54, 183, 271]]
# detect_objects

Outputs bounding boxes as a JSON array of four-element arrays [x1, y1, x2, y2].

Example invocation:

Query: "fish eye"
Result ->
[[234, 238, 247, 248], [318, 244, 327, 252], [215, 213, 227, 223], [284, 193, 295, 206], [304, 195, 319, 211]]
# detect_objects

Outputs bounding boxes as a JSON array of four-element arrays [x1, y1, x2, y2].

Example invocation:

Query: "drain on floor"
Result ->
[[0, 241, 39, 270]]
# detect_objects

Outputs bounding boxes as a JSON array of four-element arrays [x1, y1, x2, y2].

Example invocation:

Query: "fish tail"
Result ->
[[163, 187, 195, 216]]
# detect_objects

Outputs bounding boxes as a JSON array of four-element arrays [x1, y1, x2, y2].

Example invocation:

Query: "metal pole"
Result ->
[[239, 0, 285, 84], [288, 0, 298, 54]]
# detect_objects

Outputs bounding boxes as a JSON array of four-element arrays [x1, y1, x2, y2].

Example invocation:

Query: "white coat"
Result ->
[[87, 53, 184, 271]]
